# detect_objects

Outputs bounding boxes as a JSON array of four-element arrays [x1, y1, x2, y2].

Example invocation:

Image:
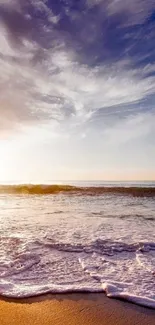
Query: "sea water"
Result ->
[[0, 181, 155, 308]]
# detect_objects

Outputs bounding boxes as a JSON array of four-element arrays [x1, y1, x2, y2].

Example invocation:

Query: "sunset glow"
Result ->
[[1, 0, 155, 314], [0, 0, 155, 182]]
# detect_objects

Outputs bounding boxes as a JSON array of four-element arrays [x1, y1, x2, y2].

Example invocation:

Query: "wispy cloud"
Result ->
[[87, 0, 154, 25], [103, 112, 155, 144], [0, 0, 155, 137]]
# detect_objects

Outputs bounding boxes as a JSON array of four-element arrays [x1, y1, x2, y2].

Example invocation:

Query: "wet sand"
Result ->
[[0, 293, 155, 325]]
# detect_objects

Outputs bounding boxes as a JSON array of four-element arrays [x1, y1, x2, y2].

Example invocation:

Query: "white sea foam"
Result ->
[[0, 190, 155, 308]]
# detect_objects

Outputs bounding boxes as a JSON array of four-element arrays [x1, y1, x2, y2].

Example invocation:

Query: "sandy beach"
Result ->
[[0, 293, 155, 325]]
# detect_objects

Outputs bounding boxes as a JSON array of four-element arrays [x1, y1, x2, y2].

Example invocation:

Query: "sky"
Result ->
[[0, 0, 155, 182]]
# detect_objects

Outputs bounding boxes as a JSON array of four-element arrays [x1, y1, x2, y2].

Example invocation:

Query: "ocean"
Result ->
[[0, 181, 155, 308]]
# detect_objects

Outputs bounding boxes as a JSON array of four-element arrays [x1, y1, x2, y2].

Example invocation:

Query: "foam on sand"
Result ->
[[0, 239, 155, 308]]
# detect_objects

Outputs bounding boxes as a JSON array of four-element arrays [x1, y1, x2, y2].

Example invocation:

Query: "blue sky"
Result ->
[[0, 0, 155, 181]]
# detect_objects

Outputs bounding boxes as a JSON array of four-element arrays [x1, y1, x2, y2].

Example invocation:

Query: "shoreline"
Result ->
[[0, 293, 155, 325]]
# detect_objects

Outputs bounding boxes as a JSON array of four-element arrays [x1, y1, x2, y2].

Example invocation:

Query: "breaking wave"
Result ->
[[0, 184, 155, 196], [0, 184, 155, 307]]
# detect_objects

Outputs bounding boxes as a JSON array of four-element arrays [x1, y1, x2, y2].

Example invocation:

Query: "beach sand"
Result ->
[[0, 293, 155, 325]]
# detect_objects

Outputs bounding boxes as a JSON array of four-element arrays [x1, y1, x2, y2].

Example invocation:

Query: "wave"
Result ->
[[0, 237, 155, 308], [0, 184, 155, 196], [42, 238, 155, 255]]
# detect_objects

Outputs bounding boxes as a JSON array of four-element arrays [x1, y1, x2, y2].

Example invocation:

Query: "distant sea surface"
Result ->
[[0, 180, 155, 187], [0, 180, 155, 308]]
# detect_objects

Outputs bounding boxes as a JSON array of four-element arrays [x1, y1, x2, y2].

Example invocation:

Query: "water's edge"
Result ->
[[0, 184, 155, 309]]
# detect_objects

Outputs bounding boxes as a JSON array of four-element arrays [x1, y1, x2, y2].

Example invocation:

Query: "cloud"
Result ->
[[0, 0, 155, 136], [87, 0, 155, 25], [106, 0, 155, 25], [103, 112, 155, 145]]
